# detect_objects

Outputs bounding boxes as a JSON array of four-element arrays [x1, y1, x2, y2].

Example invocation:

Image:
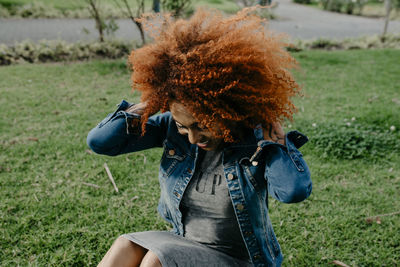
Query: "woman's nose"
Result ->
[[188, 129, 201, 144]]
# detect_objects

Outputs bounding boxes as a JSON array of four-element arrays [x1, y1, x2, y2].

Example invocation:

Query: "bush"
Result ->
[[293, 0, 312, 4], [0, 40, 136, 65], [15, 2, 63, 18], [1, 1, 122, 18], [288, 34, 400, 51], [2, 34, 399, 65], [320, 0, 367, 15], [296, 120, 400, 160], [0, 5, 10, 18]]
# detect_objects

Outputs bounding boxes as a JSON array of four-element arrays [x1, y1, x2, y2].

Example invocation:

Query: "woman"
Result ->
[[87, 8, 312, 267]]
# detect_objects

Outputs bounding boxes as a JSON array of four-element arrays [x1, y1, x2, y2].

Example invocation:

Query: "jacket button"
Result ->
[[227, 173, 235, 180], [253, 254, 262, 260], [236, 203, 244, 211], [168, 149, 175, 156]]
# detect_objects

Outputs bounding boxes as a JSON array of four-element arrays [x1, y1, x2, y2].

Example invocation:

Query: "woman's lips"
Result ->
[[196, 141, 209, 148]]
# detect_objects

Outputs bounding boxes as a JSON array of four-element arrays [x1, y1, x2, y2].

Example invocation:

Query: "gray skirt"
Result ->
[[122, 231, 253, 267]]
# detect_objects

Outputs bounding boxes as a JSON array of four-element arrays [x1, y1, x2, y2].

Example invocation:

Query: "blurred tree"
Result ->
[[258, 0, 271, 5], [161, 0, 192, 18], [382, 0, 400, 39], [114, 0, 146, 45], [153, 0, 161, 12], [86, 0, 119, 42], [235, 0, 257, 7], [383, 0, 391, 38], [86, 0, 105, 42]]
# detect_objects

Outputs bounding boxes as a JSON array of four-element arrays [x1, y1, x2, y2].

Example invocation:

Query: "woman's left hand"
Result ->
[[263, 122, 286, 146]]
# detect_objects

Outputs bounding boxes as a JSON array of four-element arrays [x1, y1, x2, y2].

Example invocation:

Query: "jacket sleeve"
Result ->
[[257, 131, 312, 203], [86, 100, 171, 156]]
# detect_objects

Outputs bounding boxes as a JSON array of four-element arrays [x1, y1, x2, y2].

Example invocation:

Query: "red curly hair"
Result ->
[[129, 8, 300, 142]]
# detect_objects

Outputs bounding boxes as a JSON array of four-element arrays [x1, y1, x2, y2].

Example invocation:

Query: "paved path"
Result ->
[[0, 0, 399, 45], [271, 0, 400, 39]]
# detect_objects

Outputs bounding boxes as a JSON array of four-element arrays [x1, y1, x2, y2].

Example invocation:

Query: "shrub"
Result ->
[[293, 0, 312, 4], [1, 34, 399, 65], [1, 1, 122, 18], [0, 40, 136, 65], [296, 120, 400, 160], [15, 2, 63, 18], [288, 34, 400, 51], [320, 0, 367, 15], [0, 5, 10, 18]]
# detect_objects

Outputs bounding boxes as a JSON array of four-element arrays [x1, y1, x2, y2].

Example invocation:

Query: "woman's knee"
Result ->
[[113, 236, 138, 250], [98, 236, 147, 267], [140, 250, 162, 267]]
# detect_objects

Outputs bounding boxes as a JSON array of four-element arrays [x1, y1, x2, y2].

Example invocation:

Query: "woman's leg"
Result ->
[[140, 250, 162, 267], [97, 236, 147, 267]]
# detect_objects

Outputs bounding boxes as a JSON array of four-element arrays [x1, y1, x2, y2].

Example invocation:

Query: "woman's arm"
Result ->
[[259, 123, 312, 203], [86, 100, 170, 156]]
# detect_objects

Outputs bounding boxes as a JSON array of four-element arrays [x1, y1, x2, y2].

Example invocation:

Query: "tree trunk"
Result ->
[[133, 19, 146, 46], [383, 0, 391, 37], [153, 0, 160, 12], [88, 0, 105, 42]]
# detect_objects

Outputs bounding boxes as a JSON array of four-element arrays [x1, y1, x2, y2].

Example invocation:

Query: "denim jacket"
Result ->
[[87, 100, 312, 267]]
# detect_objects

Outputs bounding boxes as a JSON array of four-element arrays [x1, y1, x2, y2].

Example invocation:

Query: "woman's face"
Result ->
[[169, 102, 223, 151]]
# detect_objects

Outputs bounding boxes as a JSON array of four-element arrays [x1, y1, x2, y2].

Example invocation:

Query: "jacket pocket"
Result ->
[[160, 139, 186, 177]]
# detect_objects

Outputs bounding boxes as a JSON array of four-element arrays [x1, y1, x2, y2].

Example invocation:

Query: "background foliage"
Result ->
[[293, 0, 400, 18], [0, 40, 135, 65], [0, 0, 239, 18], [1, 34, 400, 66]]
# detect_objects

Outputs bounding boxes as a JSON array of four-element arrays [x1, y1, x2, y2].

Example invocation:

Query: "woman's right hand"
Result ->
[[126, 102, 147, 116]]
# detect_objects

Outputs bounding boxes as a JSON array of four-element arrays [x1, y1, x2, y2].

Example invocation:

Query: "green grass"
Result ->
[[1, 50, 400, 266]]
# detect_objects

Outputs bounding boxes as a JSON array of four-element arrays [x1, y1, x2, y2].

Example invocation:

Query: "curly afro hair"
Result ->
[[129, 8, 300, 142]]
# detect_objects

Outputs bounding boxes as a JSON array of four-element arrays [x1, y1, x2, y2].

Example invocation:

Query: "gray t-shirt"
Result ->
[[180, 150, 250, 261]]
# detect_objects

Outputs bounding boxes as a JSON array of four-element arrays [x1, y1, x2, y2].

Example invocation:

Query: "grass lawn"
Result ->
[[1, 49, 399, 266]]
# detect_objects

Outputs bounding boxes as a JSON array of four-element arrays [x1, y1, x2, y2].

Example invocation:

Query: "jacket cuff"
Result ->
[[251, 131, 308, 169], [98, 100, 141, 135]]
